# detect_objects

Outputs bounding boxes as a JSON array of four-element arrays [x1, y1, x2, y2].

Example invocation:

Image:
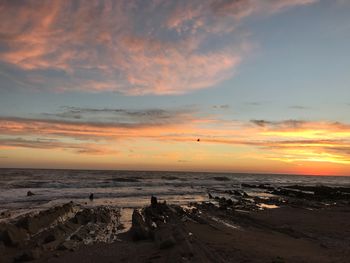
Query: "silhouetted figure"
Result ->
[[89, 193, 94, 201], [197, 138, 200, 142]]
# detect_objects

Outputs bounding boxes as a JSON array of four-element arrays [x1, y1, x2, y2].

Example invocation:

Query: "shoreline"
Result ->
[[1, 167, 349, 179], [1, 184, 350, 262]]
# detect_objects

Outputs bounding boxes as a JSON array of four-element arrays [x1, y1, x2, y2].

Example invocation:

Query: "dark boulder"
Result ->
[[0, 223, 28, 247], [233, 190, 242, 196], [130, 210, 150, 240], [151, 195, 158, 208], [26, 191, 35, 196]]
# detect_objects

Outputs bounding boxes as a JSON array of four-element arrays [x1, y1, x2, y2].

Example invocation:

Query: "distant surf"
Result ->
[[1, 168, 349, 213]]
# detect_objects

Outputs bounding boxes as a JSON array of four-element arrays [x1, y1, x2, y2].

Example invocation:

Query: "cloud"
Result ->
[[250, 119, 306, 129], [246, 102, 262, 106], [1, 108, 350, 165], [40, 106, 196, 126], [250, 119, 350, 132], [0, 137, 118, 155], [212, 104, 230, 109], [0, 106, 201, 144], [289, 105, 310, 110], [0, 0, 318, 95]]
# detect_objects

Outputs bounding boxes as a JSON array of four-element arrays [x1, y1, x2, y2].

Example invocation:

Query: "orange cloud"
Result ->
[[0, 111, 349, 169]]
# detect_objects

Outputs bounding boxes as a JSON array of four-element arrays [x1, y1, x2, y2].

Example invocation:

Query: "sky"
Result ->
[[0, 0, 349, 175]]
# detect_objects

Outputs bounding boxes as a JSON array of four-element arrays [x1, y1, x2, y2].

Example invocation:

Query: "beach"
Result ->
[[44, 205, 349, 263], [1, 169, 350, 262]]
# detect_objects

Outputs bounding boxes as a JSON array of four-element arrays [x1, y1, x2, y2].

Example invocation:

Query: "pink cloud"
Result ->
[[0, 0, 318, 95], [0, 113, 349, 164]]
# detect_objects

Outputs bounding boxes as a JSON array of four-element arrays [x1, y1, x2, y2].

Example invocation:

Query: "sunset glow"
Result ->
[[1, 0, 349, 175]]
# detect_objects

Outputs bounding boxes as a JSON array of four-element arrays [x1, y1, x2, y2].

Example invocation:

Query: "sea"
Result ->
[[1, 168, 349, 212]]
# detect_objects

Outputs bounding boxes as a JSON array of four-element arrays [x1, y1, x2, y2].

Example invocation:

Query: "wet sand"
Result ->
[[36, 206, 349, 263]]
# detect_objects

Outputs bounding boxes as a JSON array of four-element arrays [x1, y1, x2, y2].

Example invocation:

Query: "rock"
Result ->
[[16, 202, 75, 235], [27, 191, 35, 196], [242, 183, 257, 188], [41, 239, 62, 251], [116, 224, 125, 231], [70, 233, 84, 241], [89, 193, 94, 201], [242, 191, 249, 198], [43, 233, 56, 243], [58, 240, 77, 251], [219, 198, 228, 210], [0, 210, 11, 218], [74, 207, 115, 225], [159, 236, 176, 249], [0, 223, 28, 247], [212, 176, 230, 181], [151, 196, 158, 208], [130, 210, 150, 240], [208, 193, 213, 199], [154, 225, 177, 249], [14, 248, 41, 262], [226, 199, 234, 206], [233, 190, 242, 196], [74, 209, 95, 225]]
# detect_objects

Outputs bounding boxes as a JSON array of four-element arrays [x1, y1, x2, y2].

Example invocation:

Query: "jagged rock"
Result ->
[[16, 202, 75, 234], [131, 210, 150, 240], [1, 204, 122, 262], [74, 207, 114, 225], [74, 209, 94, 225]]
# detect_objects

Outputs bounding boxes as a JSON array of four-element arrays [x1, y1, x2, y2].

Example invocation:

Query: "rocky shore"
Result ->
[[0, 203, 121, 262], [1, 184, 350, 262]]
